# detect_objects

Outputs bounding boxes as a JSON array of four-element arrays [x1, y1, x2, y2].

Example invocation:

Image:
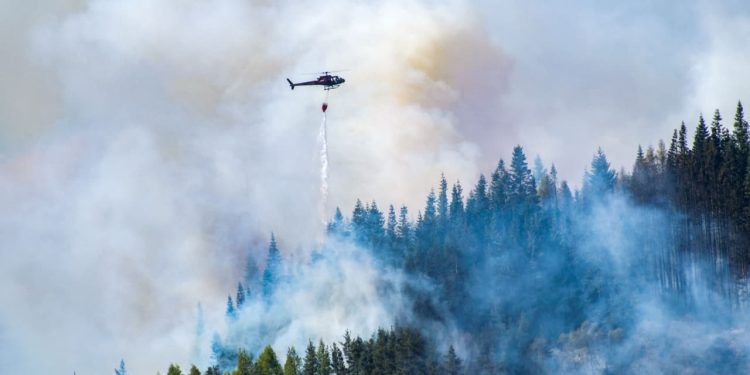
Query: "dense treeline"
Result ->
[[622, 103, 750, 299], [150, 102, 750, 374], [134, 328, 460, 375]]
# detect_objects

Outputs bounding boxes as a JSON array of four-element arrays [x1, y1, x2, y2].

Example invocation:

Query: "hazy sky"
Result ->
[[2, 0, 750, 373]]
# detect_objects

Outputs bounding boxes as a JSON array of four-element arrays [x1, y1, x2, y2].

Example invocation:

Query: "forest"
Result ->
[[138, 102, 750, 374]]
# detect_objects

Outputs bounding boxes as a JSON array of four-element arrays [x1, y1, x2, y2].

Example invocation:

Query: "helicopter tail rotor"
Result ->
[[286, 78, 295, 90]]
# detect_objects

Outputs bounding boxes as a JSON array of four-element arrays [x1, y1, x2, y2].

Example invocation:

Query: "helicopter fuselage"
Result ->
[[287, 75, 345, 90]]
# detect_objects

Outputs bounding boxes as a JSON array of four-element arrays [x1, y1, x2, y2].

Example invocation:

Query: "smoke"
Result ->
[[461, 190, 750, 373], [0, 0, 504, 373], [4, 0, 749, 373], [217, 239, 415, 361]]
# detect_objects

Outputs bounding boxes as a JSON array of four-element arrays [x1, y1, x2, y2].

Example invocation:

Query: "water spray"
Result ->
[[318, 90, 330, 225]]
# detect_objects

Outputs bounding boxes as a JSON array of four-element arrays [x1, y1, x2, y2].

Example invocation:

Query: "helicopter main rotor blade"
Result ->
[[300, 69, 349, 75]]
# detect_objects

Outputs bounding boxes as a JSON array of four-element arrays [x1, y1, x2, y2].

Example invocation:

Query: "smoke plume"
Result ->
[[0, 0, 504, 373]]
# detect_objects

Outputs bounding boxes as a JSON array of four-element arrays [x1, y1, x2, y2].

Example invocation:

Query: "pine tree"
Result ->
[[443, 346, 461, 375], [226, 296, 237, 320], [386, 205, 397, 242], [692, 114, 711, 207], [449, 182, 465, 221], [317, 340, 332, 375], [438, 174, 449, 225], [327, 207, 346, 235], [538, 172, 556, 204], [330, 343, 346, 375], [631, 145, 646, 201], [262, 234, 282, 299], [734, 101, 749, 165], [236, 283, 246, 309], [733, 101, 750, 224], [115, 359, 127, 375], [533, 155, 546, 187], [366, 201, 385, 246], [396, 204, 412, 258], [167, 364, 183, 375], [189, 365, 201, 375], [423, 190, 438, 228], [509, 146, 536, 204], [490, 159, 509, 211], [582, 148, 616, 203], [236, 349, 254, 375], [257, 346, 284, 375], [303, 340, 318, 375], [466, 174, 490, 244], [351, 199, 367, 238], [284, 347, 302, 375]]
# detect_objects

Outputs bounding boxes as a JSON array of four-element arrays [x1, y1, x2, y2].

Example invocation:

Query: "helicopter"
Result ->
[[286, 71, 346, 90]]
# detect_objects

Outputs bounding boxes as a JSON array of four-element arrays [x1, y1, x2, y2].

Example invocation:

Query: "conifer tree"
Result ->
[[449, 182, 465, 221], [189, 365, 201, 375], [423, 190, 438, 228], [733, 101, 750, 223], [262, 234, 282, 299], [692, 114, 711, 205], [351, 199, 367, 238], [317, 340, 332, 375], [438, 174, 449, 225], [533, 155, 546, 185], [235, 349, 254, 375], [284, 347, 302, 375], [490, 159, 509, 212], [303, 340, 318, 375], [509, 146, 536, 204], [115, 359, 127, 375], [443, 346, 462, 375], [257, 346, 283, 375], [734, 101, 749, 168], [327, 207, 346, 235], [366, 201, 385, 245], [330, 343, 346, 375], [386, 205, 397, 242], [167, 364, 183, 375], [226, 296, 237, 320], [236, 283, 246, 309], [582, 148, 616, 203]]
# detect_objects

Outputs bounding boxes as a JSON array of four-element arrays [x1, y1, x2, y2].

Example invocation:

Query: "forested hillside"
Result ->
[[146, 102, 750, 374]]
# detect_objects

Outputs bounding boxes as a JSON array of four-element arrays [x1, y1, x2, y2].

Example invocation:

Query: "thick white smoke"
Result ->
[[217, 239, 417, 364], [0, 0, 504, 373]]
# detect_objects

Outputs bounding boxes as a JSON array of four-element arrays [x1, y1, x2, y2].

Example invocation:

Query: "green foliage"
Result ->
[[256, 346, 283, 375], [284, 347, 302, 375], [316, 340, 331, 375], [303, 340, 318, 375], [330, 343, 346, 375], [196, 101, 750, 375], [167, 364, 183, 375], [233, 349, 254, 375]]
